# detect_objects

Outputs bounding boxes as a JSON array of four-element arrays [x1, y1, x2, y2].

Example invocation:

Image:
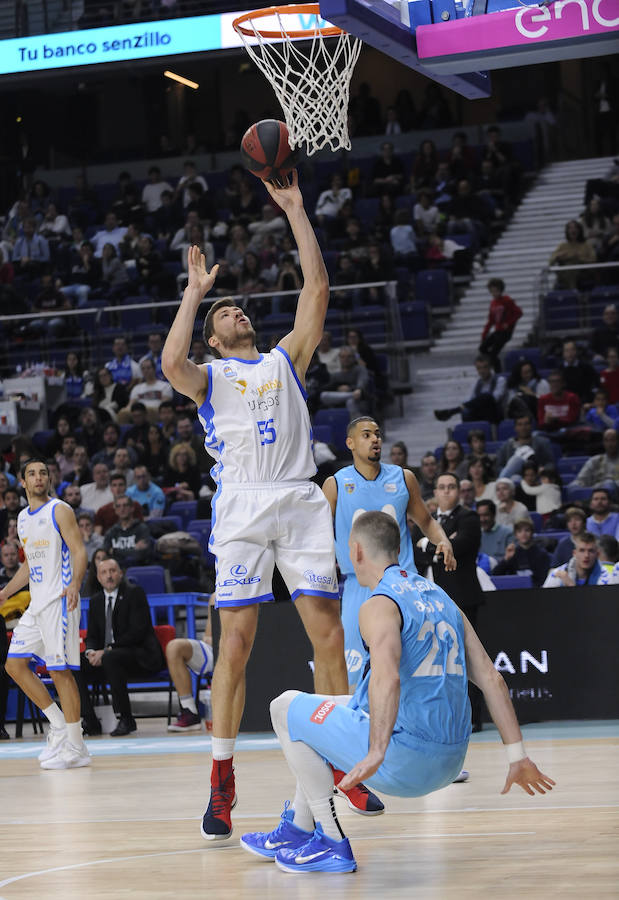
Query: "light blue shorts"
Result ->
[[341, 576, 371, 689], [287, 692, 468, 798]]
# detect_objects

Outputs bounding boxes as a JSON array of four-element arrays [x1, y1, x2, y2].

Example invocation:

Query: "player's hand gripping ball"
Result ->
[[240, 119, 299, 186]]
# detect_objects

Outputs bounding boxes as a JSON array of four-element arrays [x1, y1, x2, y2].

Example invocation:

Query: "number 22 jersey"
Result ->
[[197, 346, 316, 486]]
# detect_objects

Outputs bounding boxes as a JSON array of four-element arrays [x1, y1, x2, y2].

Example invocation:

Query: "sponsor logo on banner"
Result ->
[[310, 699, 336, 724]]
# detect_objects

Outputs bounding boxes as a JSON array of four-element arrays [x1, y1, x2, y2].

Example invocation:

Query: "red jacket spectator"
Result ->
[[537, 374, 581, 431], [600, 348, 619, 404], [481, 293, 523, 340]]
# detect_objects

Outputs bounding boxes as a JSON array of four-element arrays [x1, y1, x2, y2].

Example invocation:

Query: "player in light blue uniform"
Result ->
[[323, 417, 455, 690], [241, 511, 555, 874]]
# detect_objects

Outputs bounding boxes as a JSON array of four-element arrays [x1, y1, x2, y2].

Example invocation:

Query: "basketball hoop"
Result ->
[[233, 4, 362, 156]]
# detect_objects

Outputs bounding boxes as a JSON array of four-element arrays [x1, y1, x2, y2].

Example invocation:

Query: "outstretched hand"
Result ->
[[187, 245, 219, 298], [501, 758, 556, 796], [336, 750, 384, 792], [435, 539, 456, 572], [262, 169, 303, 213]]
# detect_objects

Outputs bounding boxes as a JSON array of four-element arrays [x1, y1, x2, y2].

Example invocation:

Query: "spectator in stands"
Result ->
[[495, 478, 530, 528], [180, 225, 215, 274], [112, 447, 134, 488], [345, 327, 380, 379], [593, 307, 619, 361], [142, 425, 170, 482], [247, 203, 287, 250], [464, 428, 495, 471], [551, 507, 587, 567], [477, 499, 513, 566], [384, 106, 402, 136], [560, 340, 599, 403], [224, 224, 250, 279], [390, 208, 418, 262], [424, 231, 465, 266], [101, 243, 129, 295], [172, 414, 213, 475], [448, 132, 475, 180], [600, 212, 619, 263], [92, 367, 129, 423], [55, 433, 78, 480], [152, 189, 178, 241], [102, 496, 152, 568], [518, 465, 562, 517], [142, 165, 173, 214], [478, 278, 523, 372], [439, 439, 466, 479], [105, 337, 140, 388], [476, 160, 506, 215], [549, 220, 596, 289], [493, 518, 551, 587], [158, 401, 178, 442], [412, 140, 439, 190], [94, 473, 143, 535], [65, 444, 92, 486], [468, 455, 496, 503], [537, 370, 581, 432], [122, 402, 150, 455], [319, 345, 374, 419], [169, 211, 200, 257], [78, 511, 104, 561], [497, 413, 555, 477], [597, 534, 618, 575], [413, 189, 440, 236], [138, 333, 164, 381], [585, 388, 619, 431], [37, 202, 71, 245], [459, 479, 475, 509], [416, 452, 438, 501], [12, 217, 50, 275], [446, 178, 489, 237], [418, 82, 452, 129], [572, 428, 619, 489], [317, 331, 341, 374], [174, 160, 208, 209], [77, 556, 163, 736], [163, 443, 201, 502], [30, 272, 73, 338], [0, 540, 21, 588], [43, 418, 70, 458], [76, 408, 102, 458], [65, 241, 100, 306], [62, 483, 89, 519], [586, 488, 619, 539], [600, 346, 619, 403], [370, 142, 405, 196], [579, 195, 610, 253], [389, 441, 409, 469], [543, 532, 608, 587], [342, 217, 369, 262], [434, 354, 506, 423], [91, 212, 128, 258], [229, 177, 262, 224], [62, 352, 91, 403], [505, 359, 550, 420], [127, 359, 173, 420], [314, 174, 352, 231], [127, 465, 165, 518], [81, 462, 114, 513]]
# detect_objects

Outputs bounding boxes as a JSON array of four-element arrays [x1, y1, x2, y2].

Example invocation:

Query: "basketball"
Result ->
[[240, 119, 299, 183]]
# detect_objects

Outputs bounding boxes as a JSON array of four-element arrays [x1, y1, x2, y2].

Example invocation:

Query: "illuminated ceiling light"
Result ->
[[164, 70, 199, 89]]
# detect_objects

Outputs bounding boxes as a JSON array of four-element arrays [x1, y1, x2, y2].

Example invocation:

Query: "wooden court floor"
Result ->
[[1, 723, 618, 899]]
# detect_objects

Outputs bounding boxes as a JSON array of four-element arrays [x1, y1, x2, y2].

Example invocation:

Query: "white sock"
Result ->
[[180, 695, 198, 715], [66, 721, 84, 747], [270, 691, 346, 842], [43, 703, 66, 730], [212, 737, 235, 760], [292, 783, 315, 833]]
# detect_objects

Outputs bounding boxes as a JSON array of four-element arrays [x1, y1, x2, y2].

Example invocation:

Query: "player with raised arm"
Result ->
[[241, 510, 554, 874], [161, 171, 348, 841], [2, 457, 90, 769]]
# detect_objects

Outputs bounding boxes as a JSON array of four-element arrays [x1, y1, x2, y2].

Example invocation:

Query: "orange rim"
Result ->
[[233, 3, 343, 39]]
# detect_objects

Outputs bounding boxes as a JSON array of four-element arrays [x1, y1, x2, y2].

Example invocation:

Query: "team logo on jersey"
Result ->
[[310, 699, 336, 724], [384, 482, 397, 493], [234, 379, 247, 395], [344, 482, 355, 493], [222, 365, 237, 380]]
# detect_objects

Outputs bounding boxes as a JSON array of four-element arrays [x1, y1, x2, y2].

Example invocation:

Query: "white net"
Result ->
[[234, 11, 362, 156]]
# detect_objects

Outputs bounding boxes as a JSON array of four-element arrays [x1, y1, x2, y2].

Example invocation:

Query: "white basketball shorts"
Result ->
[[210, 480, 338, 609], [7, 597, 81, 671], [186, 639, 214, 676]]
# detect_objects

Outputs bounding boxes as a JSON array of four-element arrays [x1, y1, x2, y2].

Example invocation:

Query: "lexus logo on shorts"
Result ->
[[230, 564, 247, 576]]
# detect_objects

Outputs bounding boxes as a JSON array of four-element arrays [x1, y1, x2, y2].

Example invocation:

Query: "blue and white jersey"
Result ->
[[197, 347, 316, 486], [349, 566, 470, 745], [17, 498, 73, 615], [334, 464, 416, 575]]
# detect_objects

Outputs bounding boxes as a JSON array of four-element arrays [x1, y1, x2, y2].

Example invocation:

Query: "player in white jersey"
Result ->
[[162, 171, 348, 841], [2, 457, 90, 769]]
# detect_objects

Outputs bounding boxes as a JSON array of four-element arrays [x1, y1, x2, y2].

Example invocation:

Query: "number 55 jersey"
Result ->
[[17, 498, 73, 614], [349, 566, 471, 746]]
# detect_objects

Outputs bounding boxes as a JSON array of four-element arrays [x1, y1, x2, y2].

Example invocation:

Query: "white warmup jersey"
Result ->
[[197, 347, 316, 485], [17, 498, 73, 615]]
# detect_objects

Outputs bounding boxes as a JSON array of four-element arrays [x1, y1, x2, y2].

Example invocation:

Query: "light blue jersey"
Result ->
[[349, 566, 471, 746], [333, 464, 416, 686]]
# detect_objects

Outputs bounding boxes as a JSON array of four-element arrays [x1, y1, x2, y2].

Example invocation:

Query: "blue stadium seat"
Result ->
[[126, 565, 167, 594], [415, 269, 451, 309], [452, 421, 493, 443], [399, 301, 430, 341], [33, 430, 54, 452], [168, 500, 198, 528], [187, 519, 211, 539], [542, 291, 581, 332], [564, 485, 593, 503], [491, 574, 533, 590], [497, 419, 516, 441], [557, 456, 589, 477], [312, 424, 334, 445], [529, 512, 543, 532], [503, 348, 541, 373], [314, 409, 350, 454]]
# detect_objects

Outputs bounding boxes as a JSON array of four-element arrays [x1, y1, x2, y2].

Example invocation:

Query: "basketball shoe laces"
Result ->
[[209, 766, 235, 826]]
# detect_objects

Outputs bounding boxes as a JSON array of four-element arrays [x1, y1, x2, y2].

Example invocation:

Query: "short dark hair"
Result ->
[[598, 534, 618, 562], [203, 297, 237, 350], [434, 472, 460, 489], [591, 487, 611, 500], [346, 416, 379, 437], [467, 429, 486, 443], [476, 499, 496, 516], [20, 456, 49, 479], [487, 278, 505, 292], [350, 510, 400, 557], [475, 354, 492, 366], [110, 472, 127, 484], [576, 531, 597, 546], [159, 400, 175, 411], [130, 401, 147, 412]]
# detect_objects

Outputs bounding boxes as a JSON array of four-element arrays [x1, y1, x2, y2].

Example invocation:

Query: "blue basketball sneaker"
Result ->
[[240, 802, 313, 860], [275, 823, 357, 874]]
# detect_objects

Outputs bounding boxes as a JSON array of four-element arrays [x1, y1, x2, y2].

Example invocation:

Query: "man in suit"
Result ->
[[76, 557, 164, 736], [411, 472, 484, 731]]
